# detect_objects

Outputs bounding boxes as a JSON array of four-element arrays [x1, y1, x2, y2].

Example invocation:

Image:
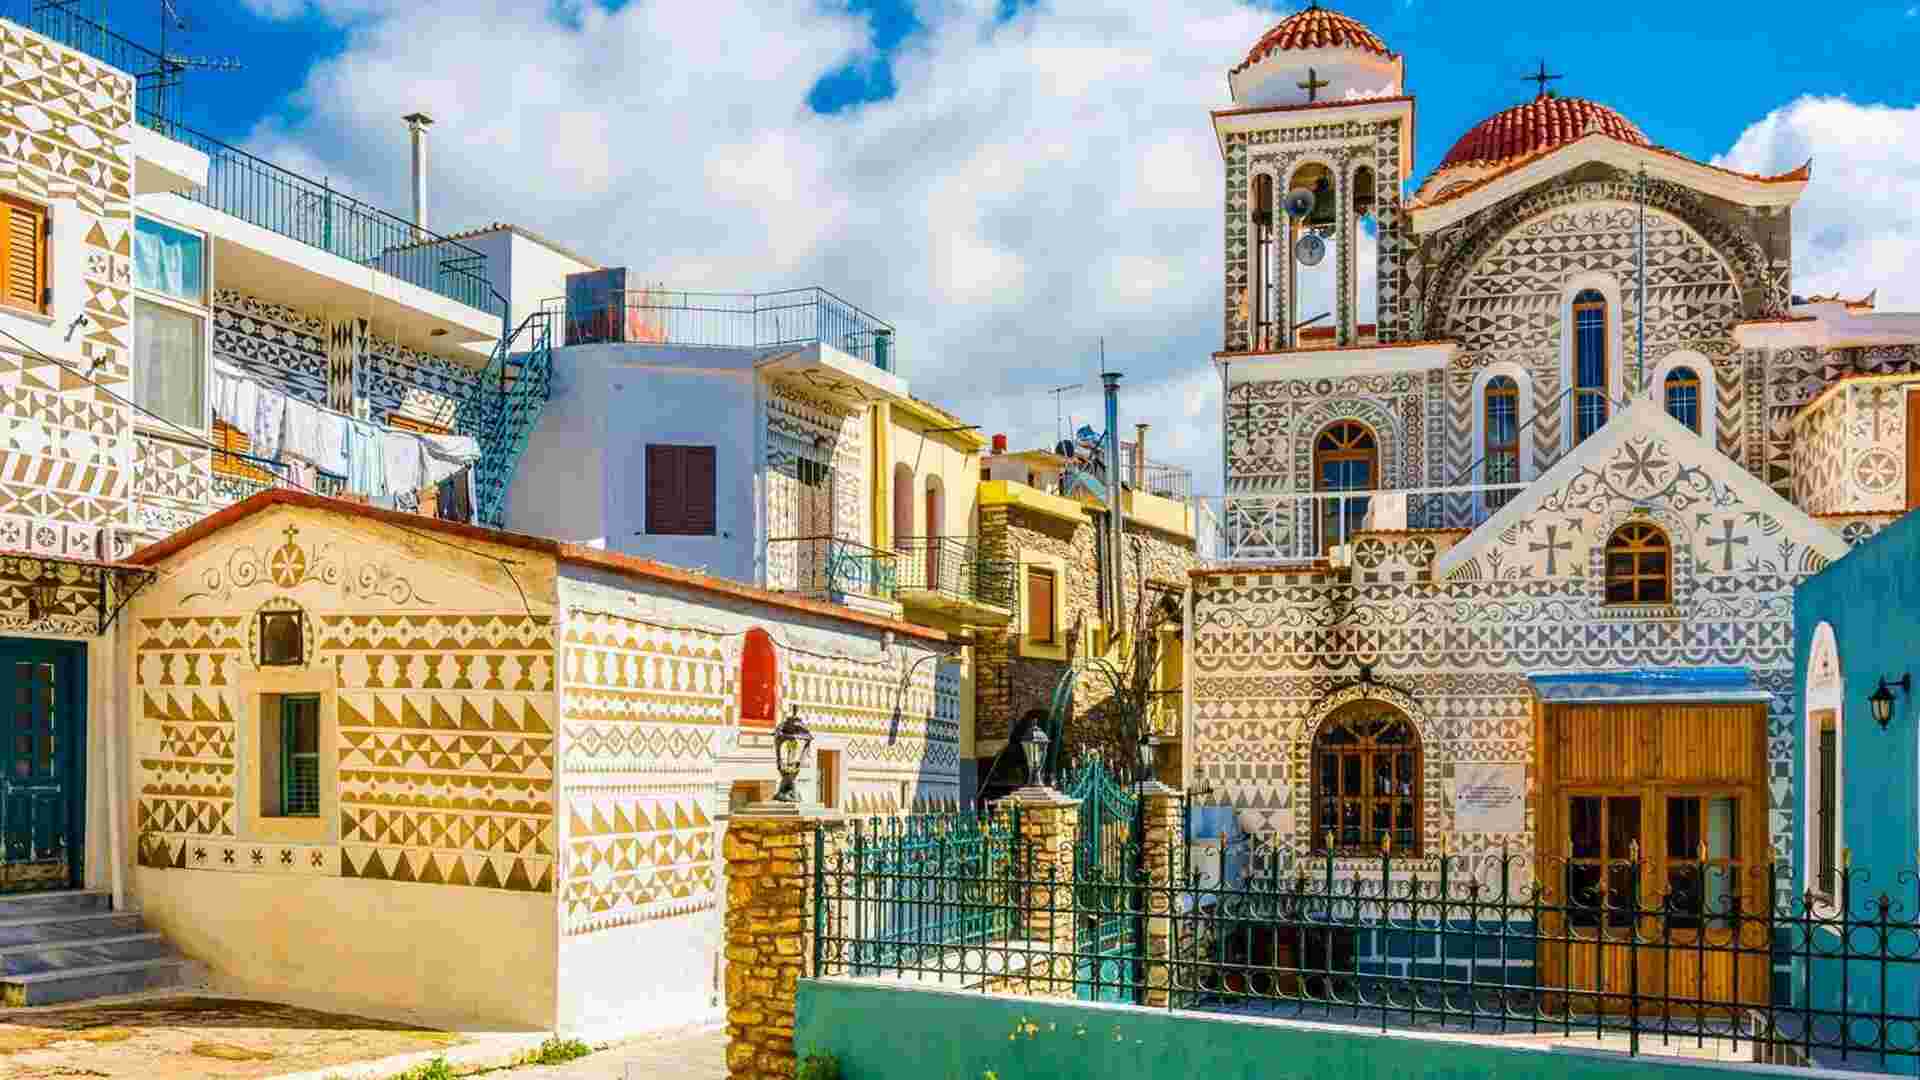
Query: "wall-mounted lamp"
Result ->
[[1870, 674, 1911, 731], [771, 707, 814, 803]]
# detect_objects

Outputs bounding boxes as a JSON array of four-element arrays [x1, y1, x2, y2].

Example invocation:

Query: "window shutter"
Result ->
[[1027, 569, 1055, 643], [646, 444, 681, 534], [2, 199, 42, 312], [684, 446, 717, 535]]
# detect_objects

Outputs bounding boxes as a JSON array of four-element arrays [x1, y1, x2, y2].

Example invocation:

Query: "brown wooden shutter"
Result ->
[[1027, 568, 1055, 643], [646, 444, 682, 534], [0, 197, 44, 313], [1907, 389, 1920, 511], [683, 446, 716, 535]]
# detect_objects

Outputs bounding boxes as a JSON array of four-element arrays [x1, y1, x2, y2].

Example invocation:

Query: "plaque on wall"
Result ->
[[1452, 763, 1525, 834]]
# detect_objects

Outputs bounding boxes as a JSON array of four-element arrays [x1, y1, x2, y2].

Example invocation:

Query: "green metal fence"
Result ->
[[821, 810, 1020, 977], [1062, 757, 1143, 1002]]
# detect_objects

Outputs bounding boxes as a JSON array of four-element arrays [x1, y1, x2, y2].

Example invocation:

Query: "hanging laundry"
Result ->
[[253, 387, 287, 461], [281, 399, 350, 478], [224, 375, 261, 442], [420, 432, 481, 486], [347, 419, 386, 497], [381, 429, 425, 496]]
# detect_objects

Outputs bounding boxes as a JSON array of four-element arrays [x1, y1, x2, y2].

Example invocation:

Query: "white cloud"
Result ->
[[1715, 96, 1920, 310]]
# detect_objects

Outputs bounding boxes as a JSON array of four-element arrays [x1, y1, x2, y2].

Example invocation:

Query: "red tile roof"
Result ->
[[1235, 6, 1393, 74], [1438, 95, 1648, 171], [127, 489, 949, 643], [1412, 136, 1812, 211]]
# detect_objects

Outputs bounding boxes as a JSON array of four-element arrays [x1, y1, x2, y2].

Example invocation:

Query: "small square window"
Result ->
[[259, 610, 304, 666]]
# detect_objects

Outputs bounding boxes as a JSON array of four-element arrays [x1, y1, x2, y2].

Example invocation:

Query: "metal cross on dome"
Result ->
[[1523, 60, 1563, 98], [1296, 67, 1330, 103]]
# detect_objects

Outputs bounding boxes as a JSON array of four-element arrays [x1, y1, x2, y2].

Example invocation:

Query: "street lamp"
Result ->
[[1021, 723, 1051, 789], [1871, 674, 1911, 731], [1136, 732, 1156, 786], [771, 707, 814, 803]]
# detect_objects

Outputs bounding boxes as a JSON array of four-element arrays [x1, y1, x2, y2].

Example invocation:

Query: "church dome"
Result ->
[[1437, 94, 1649, 171], [1235, 5, 1394, 74]]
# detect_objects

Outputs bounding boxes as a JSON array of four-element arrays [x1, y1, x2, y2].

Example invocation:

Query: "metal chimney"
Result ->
[[403, 112, 434, 237], [1132, 423, 1149, 492], [1101, 371, 1125, 630]]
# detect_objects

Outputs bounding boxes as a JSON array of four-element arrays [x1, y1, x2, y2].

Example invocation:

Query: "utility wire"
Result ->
[[0, 322, 538, 617]]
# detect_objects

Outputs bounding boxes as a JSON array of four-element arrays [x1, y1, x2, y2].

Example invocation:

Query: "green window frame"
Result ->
[[279, 694, 320, 817]]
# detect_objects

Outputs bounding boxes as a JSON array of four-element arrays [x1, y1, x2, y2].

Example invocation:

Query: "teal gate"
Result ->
[[1062, 756, 1141, 1002], [0, 640, 84, 894]]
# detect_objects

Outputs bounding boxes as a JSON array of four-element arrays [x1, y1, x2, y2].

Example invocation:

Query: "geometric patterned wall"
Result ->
[[764, 383, 868, 591], [133, 507, 557, 894], [1192, 409, 1845, 881], [0, 24, 135, 564]]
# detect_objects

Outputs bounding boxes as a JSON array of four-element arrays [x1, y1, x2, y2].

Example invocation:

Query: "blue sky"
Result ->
[[124, 1, 1920, 491], [192, 0, 1919, 186]]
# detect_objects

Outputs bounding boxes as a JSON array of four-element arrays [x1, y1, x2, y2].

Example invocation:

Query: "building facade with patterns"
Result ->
[[121, 490, 956, 1034], [1189, 4, 1920, 996]]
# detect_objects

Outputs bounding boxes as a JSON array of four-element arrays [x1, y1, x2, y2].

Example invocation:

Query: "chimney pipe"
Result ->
[[1133, 423, 1149, 491], [403, 112, 434, 237], [991, 433, 1008, 455], [1101, 371, 1124, 630]]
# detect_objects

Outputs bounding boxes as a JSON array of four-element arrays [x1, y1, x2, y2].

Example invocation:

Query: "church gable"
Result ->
[[1437, 398, 1847, 585]]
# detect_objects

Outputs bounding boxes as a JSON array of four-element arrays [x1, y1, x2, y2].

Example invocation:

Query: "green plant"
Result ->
[[797, 1049, 842, 1080], [388, 1057, 457, 1080], [522, 1037, 593, 1066]]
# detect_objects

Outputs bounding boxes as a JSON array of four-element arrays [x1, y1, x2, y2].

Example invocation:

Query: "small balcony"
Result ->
[[1200, 482, 1527, 564], [890, 536, 1015, 627], [765, 535, 900, 614], [543, 287, 896, 369]]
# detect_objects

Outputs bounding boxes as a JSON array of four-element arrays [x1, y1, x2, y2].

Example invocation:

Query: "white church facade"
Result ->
[[1187, 5, 1920, 1001]]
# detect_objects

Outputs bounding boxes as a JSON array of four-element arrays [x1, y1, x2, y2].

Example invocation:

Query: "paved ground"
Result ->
[[0, 995, 467, 1078], [510, 1026, 727, 1080]]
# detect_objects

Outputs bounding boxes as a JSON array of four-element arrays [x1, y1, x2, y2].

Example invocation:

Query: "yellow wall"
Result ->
[[883, 405, 984, 547]]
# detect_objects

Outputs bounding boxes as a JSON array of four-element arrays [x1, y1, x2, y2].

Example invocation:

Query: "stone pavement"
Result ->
[[509, 1025, 727, 1080]]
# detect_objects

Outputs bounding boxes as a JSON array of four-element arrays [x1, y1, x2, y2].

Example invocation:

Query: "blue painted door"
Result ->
[[0, 640, 84, 894]]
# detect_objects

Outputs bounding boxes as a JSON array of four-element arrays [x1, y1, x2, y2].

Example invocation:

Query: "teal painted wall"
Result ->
[[1792, 509, 1920, 1073], [798, 980, 1797, 1080]]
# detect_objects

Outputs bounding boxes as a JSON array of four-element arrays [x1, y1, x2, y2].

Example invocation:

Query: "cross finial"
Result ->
[[1523, 60, 1562, 99], [1296, 66, 1330, 103]]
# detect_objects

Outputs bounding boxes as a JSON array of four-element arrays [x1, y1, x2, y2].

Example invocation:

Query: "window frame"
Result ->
[[132, 214, 207, 307], [1572, 290, 1609, 445], [1664, 367, 1702, 434], [644, 443, 718, 536], [1026, 566, 1057, 645], [257, 609, 306, 667], [276, 693, 322, 819], [1313, 420, 1378, 548], [1309, 701, 1422, 857], [1814, 711, 1839, 901], [132, 293, 211, 436], [1603, 523, 1672, 605], [1484, 375, 1520, 507]]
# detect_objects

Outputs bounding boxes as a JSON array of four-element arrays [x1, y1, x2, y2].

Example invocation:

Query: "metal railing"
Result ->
[[1118, 440, 1193, 501], [816, 811, 1920, 1071], [1199, 483, 1528, 563], [540, 288, 896, 370], [823, 810, 1021, 977], [890, 536, 1015, 612], [767, 536, 898, 603], [135, 111, 501, 318]]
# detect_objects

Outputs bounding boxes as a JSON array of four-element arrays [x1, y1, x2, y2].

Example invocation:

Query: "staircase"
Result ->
[[0, 891, 194, 1006], [473, 310, 558, 529]]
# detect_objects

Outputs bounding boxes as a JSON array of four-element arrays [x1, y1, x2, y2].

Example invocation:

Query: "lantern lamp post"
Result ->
[[771, 707, 814, 803]]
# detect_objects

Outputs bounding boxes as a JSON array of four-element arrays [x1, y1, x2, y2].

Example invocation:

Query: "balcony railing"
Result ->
[[891, 536, 1015, 612], [768, 536, 898, 603], [1201, 483, 1527, 563], [18, 4, 182, 127], [1118, 440, 1193, 501], [540, 288, 896, 370], [138, 112, 502, 319]]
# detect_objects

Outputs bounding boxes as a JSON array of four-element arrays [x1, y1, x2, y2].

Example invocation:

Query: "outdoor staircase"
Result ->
[[0, 890, 195, 1006], [473, 310, 558, 529]]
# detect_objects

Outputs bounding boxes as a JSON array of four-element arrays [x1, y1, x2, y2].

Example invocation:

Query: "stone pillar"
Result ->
[[723, 804, 836, 1080], [1140, 783, 1185, 1008], [997, 785, 1080, 997]]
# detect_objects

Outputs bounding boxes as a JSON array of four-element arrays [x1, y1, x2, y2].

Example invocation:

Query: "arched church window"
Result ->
[[1484, 376, 1519, 509], [1313, 421, 1376, 548], [1604, 523, 1670, 604], [1573, 289, 1608, 444], [740, 628, 779, 732], [1664, 367, 1701, 434], [1312, 701, 1420, 855]]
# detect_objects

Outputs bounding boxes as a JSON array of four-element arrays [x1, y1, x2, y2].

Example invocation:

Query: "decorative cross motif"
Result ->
[[1863, 386, 1898, 442], [1523, 60, 1562, 98], [1707, 518, 1749, 571], [1296, 67, 1330, 103], [1529, 524, 1572, 576]]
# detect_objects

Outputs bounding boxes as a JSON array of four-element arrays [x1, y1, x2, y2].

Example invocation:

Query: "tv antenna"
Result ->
[[1049, 383, 1084, 450], [150, 0, 243, 124]]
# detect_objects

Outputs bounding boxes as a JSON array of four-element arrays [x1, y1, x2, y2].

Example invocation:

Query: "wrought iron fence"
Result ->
[[815, 807, 1920, 1071], [821, 810, 1021, 976], [767, 536, 898, 603], [1199, 483, 1529, 563], [890, 536, 1015, 612], [1118, 440, 1193, 501], [135, 110, 501, 318], [539, 288, 896, 369]]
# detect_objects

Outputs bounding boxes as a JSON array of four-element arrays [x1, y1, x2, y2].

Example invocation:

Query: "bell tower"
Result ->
[[1214, 4, 1415, 351]]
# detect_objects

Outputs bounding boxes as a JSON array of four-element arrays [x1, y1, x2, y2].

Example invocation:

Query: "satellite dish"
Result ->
[[1282, 188, 1315, 220], [1295, 232, 1327, 267]]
